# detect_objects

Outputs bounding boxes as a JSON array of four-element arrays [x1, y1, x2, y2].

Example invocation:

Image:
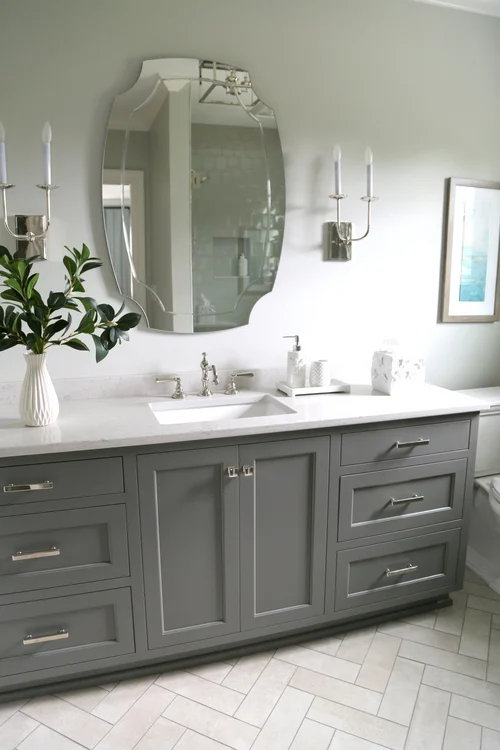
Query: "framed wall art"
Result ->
[[441, 177, 500, 323]]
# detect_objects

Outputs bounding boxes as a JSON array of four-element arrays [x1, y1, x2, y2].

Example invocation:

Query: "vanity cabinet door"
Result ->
[[138, 447, 240, 649], [239, 437, 330, 630]]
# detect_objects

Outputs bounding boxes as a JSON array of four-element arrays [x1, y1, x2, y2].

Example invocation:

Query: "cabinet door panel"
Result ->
[[240, 437, 329, 630], [138, 447, 240, 648]]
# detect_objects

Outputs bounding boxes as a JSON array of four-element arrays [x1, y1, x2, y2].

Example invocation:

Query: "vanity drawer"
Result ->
[[340, 420, 471, 466], [0, 457, 124, 506], [0, 505, 129, 595], [0, 588, 135, 677], [335, 529, 460, 611], [338, 459, 467, 542]]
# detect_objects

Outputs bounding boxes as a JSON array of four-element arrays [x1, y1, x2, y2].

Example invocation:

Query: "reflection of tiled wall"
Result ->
[[191, 123, 285, 330]]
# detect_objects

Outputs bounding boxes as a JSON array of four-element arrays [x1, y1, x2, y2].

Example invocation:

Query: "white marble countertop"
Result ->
[[0, 383, 485, 459]]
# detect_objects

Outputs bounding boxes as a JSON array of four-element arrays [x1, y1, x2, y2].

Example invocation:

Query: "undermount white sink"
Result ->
[[149, 393, 297, 426]]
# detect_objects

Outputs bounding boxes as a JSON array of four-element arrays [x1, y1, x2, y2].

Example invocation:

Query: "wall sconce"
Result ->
[[326, 145, 378, 261], [0, 122, 58, 262]]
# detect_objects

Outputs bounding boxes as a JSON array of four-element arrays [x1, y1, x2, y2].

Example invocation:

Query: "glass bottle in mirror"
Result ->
[[102, 58, 285, 334]]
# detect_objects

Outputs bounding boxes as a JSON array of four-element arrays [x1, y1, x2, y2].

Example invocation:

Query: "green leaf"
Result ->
[[63, 256, 77, 277], [3, 278, 23, 296], [116, 312, 141, 331], [26, 317, 42, 338], [47, 291, 66, 310], [25, 333, 39, 352], [25, 273, 40, 300], [0, 289, 23, 304], [92, 334, 108, 363], [72, 278, 85, 294], [97, 303, 115, 322], [76, 309, 95, 335], [108, 326, 119, 345], [45, 318, 69, 339], [79, 296, 97, 313], [0, 245, 12, 262], [81, 261, 102, 274], [81, 244, 91, 263], [0, 337, 17, 352], [63, 300, 80, 311], [116, 328, 129, 342], [63, 338, 90, 352]]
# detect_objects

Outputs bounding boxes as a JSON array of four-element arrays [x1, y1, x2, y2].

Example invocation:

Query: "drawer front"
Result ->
[[0, 457, 124, 506], [335, 530, 460, 611], [0, 506, 129, 595], [0, 588, 135, 676], [341, 420, 471, 466], [338, 459, 467, 541]]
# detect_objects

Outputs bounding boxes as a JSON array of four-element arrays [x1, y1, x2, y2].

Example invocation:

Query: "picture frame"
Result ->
[[441, 177, 500, 323]]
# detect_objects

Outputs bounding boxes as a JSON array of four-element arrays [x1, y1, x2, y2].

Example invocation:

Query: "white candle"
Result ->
[[365, 147, 373, 198], [333, 143, 342, 195], [0, 122, 7, 184], [42, 121, 52, 186]]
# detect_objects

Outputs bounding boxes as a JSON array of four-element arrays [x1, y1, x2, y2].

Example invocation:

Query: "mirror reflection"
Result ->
[[102, 58, 285, 333]]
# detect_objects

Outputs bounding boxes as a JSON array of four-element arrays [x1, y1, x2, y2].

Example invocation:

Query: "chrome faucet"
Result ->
[[199, 352, 219, 397]]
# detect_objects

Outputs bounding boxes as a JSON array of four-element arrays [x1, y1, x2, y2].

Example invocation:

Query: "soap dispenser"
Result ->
[[283, 335, 306, 388]]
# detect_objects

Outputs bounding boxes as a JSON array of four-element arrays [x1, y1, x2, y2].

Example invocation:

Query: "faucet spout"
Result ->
[[212, 365, 219, 386], [199, 352, 219, 396]]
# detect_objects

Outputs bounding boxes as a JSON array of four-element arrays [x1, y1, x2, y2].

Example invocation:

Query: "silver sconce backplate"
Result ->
[[326, 221, 352, 261], [15, 215, 47, 261]]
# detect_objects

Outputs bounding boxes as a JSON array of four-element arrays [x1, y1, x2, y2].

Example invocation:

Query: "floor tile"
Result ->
[[483, 727, 500, 749], [0, 701, 27, 728], [274, 645, 360, 683], [307, 697, 407, 750], [288, 718, 334, 749], [489, 627, 500, 685], [464, 581, 500, 601], [290, 666, 382, 714], [17, 724, 87, 750], [174, 730, 230, 749], [442, 716, 481, 750], [399, 638, 487, 678], [423, 664, 500, 707], [460, 606, 491, 660], [378, 621, 459, 652], [98, 683, 119, 692], [251, 686, 313, 750], [134, 717, 185, 750], [234, 658, 296, 728], [328, 732, 392, 750], [57, 686, 108, 713], [187, 662, 234, 684], [336, 627, 376, 664], [222, 652, 273, 694], [95, 684, 175, 750], [22, 695, 111, 749], [378, 657, 424, 726], [155, 670, 243, 715], [0, 712, 39, 750], [449, 694, 500, 732], [165, 695, 259, 750], [405, 684, 450, 750], [468, 595, 500, 616], [91, 675, 157, 724], [355, 632, 400, 692], [304, 636, 343, 658], [402, 612, 437, 630], [434, 591, 467, 636]]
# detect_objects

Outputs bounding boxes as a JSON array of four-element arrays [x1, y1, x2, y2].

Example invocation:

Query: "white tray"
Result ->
[[276, 379, 351, 397]]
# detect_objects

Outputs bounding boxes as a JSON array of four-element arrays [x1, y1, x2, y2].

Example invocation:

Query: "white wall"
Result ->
[[0, 0, 499, 388]]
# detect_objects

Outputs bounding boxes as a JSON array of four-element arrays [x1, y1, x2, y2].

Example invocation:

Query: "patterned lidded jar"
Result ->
[[371, 348, 425, 395]]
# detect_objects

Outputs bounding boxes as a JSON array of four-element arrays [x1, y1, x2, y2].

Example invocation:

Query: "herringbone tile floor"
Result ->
[[3, 568, 500, 749]]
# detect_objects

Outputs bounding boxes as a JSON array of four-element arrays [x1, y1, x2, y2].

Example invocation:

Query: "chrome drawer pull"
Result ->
[[391, 494, 425, 506], [3, 481, 53, 493], [395, 439, 430, 449], [385, 563, 419, 578], [12, 547, 60, 562], [23, 629, 68, 646], [242, 465, 254, 477], [227, 467, 239, 478]]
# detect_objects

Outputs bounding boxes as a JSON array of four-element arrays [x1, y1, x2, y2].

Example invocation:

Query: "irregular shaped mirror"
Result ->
[[102, 58, 285, 333]]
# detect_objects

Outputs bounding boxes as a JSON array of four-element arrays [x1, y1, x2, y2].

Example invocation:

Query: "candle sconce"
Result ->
[[326, 193, 379, 262], [0, 183, 58, 262]]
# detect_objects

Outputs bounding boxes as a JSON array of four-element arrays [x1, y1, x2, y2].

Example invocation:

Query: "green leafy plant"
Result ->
[[0, 244, 141, 362]]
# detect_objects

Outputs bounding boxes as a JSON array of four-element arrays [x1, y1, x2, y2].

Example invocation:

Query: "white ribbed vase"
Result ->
[[19, 353, 59, 427]]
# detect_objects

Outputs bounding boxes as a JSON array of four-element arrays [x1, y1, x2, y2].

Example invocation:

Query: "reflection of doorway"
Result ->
[[102, 169, 146, 311]]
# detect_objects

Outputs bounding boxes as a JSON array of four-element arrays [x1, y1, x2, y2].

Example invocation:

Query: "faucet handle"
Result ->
[[225, 371, 255, 395], [155, 376, 187, 400]]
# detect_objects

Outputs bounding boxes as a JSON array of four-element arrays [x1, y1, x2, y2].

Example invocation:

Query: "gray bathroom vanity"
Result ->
[[0, 388, 481, 700]]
